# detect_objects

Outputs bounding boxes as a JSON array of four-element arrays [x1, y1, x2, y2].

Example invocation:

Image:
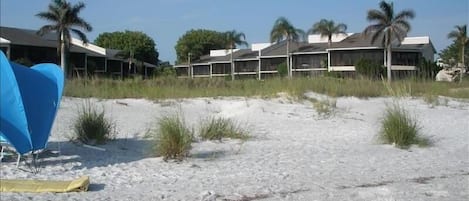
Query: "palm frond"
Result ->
[[395, 10, 415, 21], [37, 25, 57, 36], [71, 16, 93, 31], [35, 11, 59, 22], [71, 28, 89, 44], [379, 1, 394, 20], [367, 9, 388, 23]]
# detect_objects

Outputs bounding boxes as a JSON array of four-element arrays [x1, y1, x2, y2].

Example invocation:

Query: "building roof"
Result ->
[[0, 26, 57, 48], [328, 32, 436, 53], [260, 40, 328, 56], [0, 26, 165, 66]]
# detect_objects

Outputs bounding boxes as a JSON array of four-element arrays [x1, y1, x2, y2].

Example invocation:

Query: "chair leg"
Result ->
[[16, 154, 21, 167], [0, 146, 4, 162]]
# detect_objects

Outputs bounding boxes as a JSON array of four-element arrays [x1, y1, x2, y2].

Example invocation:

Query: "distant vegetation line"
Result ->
[[64, 77, 469, 100]]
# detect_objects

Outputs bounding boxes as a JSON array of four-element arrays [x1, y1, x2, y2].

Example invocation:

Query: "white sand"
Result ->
[[1, 95, 468, 201]]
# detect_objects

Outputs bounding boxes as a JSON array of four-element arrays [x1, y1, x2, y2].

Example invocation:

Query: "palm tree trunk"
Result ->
[[231, 47, 234, 81], [460, 44, 465, 83], [386, 45, 392, 82], [461, 43, 465, 65], [60, 31, 66, 78]]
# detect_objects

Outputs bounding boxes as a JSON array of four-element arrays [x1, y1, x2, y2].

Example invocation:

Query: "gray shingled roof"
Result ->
[[329, 33, 382, 49], [260, 40, 328, 56], [329, 32, 434, 52], [0, 26, 136, 58], [0, 26, 57, 47]]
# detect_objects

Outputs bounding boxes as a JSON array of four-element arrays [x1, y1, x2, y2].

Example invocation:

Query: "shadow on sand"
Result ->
[[28, 138, 154, 170]]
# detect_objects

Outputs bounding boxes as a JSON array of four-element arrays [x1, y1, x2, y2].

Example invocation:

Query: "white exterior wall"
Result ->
[[0, 37, 11, 44], [308, 33, 353, 44], [401, 36, 430, 45], [251, 43, 271, 51], [210, 49, 239, 57], [71, 38, 106, 56]]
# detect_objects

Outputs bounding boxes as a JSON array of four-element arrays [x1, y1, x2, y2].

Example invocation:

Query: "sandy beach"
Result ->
[[1, 95, 468, 201]]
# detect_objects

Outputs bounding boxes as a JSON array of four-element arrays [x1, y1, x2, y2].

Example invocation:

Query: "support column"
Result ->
[[209, 63, 213, 78], [84, 54, 88, 77], [258, 51, 261, 80]]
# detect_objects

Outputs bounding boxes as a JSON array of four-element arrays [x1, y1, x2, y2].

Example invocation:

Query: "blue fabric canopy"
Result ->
[[0, 51, 64, 155]]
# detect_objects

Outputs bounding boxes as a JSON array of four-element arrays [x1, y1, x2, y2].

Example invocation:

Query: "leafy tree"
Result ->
[[36, 0, 92, 77], [270, 17, 302, 77], [308, 19, 347, 47], [447, 25, 468, 65], [175, 29, 226, 64], [439, 41, 469, 67], [94, 30, 159, 66], [364, 1, 415, 82], [224, 30, 248, 80]]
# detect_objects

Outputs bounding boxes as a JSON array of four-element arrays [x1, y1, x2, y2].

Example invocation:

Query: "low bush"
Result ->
[[355, 59, 384, 80], [199, 117, 249, 141], [72, 102, 115, 145], [150, 115, 193, 161], [379, 104, 430, 148], [277, 62, 288, 77], [312, 99, 337, 118]]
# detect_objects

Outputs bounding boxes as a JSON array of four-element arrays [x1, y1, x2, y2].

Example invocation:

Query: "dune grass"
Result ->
[[72, 101, 115, 145], [199, 117, 249, 141], [64, 76, 469, 100], [149, 115, 193, 161], [379, 104, 431, 148]]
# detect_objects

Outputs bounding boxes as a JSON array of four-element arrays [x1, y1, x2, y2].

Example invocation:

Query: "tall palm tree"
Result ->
[[447, 25, 468, 66], [225, 30, 248, 81], [270, 17, 301, 77], [363, 1, 414, 82], [308, 19, 347, 47], [36, 0, 92, 77]]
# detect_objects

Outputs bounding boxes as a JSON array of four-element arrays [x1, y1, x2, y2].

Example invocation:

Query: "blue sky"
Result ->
[[1, 0, 468, 63]]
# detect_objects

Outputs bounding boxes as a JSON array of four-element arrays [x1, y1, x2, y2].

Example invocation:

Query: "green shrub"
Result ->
[[355, 59, 384, 80], [150, 115, 193, 161], [277, 62, 288, 77], [154, 66, 177, 77], [73, 102, 115, 145], [14, 57, 34, 67], [379, 104, 430, 148], [415, 59, 441, 80], [199, 117, 249, 141]]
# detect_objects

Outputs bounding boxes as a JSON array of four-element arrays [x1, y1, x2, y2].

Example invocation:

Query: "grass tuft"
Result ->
[[379, 104, 431, 148], [149, 115, 193, 161], [199, 117, 249, 141], [72, 101, 115, 145]]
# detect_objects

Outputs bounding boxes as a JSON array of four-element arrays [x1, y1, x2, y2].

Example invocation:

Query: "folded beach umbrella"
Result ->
[[0, 52, 32, 154], [0, 51, 64, 155]]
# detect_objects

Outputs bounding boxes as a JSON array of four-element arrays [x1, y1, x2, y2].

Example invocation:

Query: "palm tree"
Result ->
[[225, 30, 248, 81], [36, 0, 92, 77], [363, 1, 414, 82], [270, 17, 302, 77], [447, 25, 468, 66], [308, 19, 347, 47]]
